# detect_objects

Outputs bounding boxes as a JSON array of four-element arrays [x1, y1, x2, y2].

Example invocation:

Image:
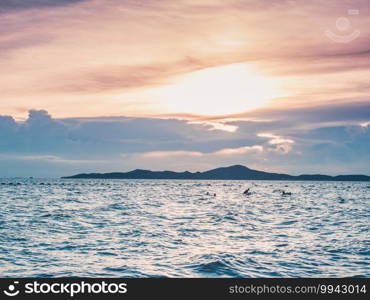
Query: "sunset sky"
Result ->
[[0, 0, 370, 177]]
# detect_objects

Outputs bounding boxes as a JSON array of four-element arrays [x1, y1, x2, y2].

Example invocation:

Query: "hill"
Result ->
[[62, 165, 370, 181]]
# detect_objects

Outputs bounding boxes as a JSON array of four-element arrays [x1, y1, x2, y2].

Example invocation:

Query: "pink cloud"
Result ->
[[140, 145, 264, 158], [1, 0, 370, 120], [141, 151, 203, 158], [214, 145, 263, 155]]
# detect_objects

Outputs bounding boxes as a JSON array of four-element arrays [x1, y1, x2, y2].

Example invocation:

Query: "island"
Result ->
[[62, 165, 370, 181]]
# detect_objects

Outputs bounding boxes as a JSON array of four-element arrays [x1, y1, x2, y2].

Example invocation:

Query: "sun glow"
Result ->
[[156, 63, 286, 115]]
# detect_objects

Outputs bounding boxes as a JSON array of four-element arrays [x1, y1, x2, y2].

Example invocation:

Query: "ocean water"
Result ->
[[0, 179, 369, 278]]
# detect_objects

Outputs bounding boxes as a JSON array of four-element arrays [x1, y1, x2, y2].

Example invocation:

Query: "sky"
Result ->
[[0, 0, 369, 177]]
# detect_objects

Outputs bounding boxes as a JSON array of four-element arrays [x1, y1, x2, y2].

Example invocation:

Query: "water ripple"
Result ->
[[0, 179, 369, 277]]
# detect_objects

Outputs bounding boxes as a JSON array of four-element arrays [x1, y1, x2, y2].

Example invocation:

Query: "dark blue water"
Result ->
[[0, 179, 369, 277]]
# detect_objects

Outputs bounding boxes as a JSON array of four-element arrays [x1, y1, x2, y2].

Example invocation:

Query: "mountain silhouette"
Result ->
[[62, 165, 370, 181]]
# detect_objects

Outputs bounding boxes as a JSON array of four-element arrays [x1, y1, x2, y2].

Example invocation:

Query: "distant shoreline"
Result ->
[[62, 165, 370, 182]]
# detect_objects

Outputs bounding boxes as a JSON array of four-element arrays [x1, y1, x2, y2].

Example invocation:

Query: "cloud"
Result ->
[[1, 0, 370, 119], [0, 154, 104, 164], [0, 109, 241, 157], [188, 121, 238, 132], [257, 133, 294, 154], [213, 145, 263, 155], [0, 0, 86, 12], [141, 151, 203, 158], [140, 145, 263, 158], [219, 101, 370, 130], [257, 133, 294, 145], [1, 0, 370, 176], [0, 109, 369, 176]]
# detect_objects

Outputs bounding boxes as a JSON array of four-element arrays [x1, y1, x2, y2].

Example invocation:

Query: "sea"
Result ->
[[0, 179, 369, 277]]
